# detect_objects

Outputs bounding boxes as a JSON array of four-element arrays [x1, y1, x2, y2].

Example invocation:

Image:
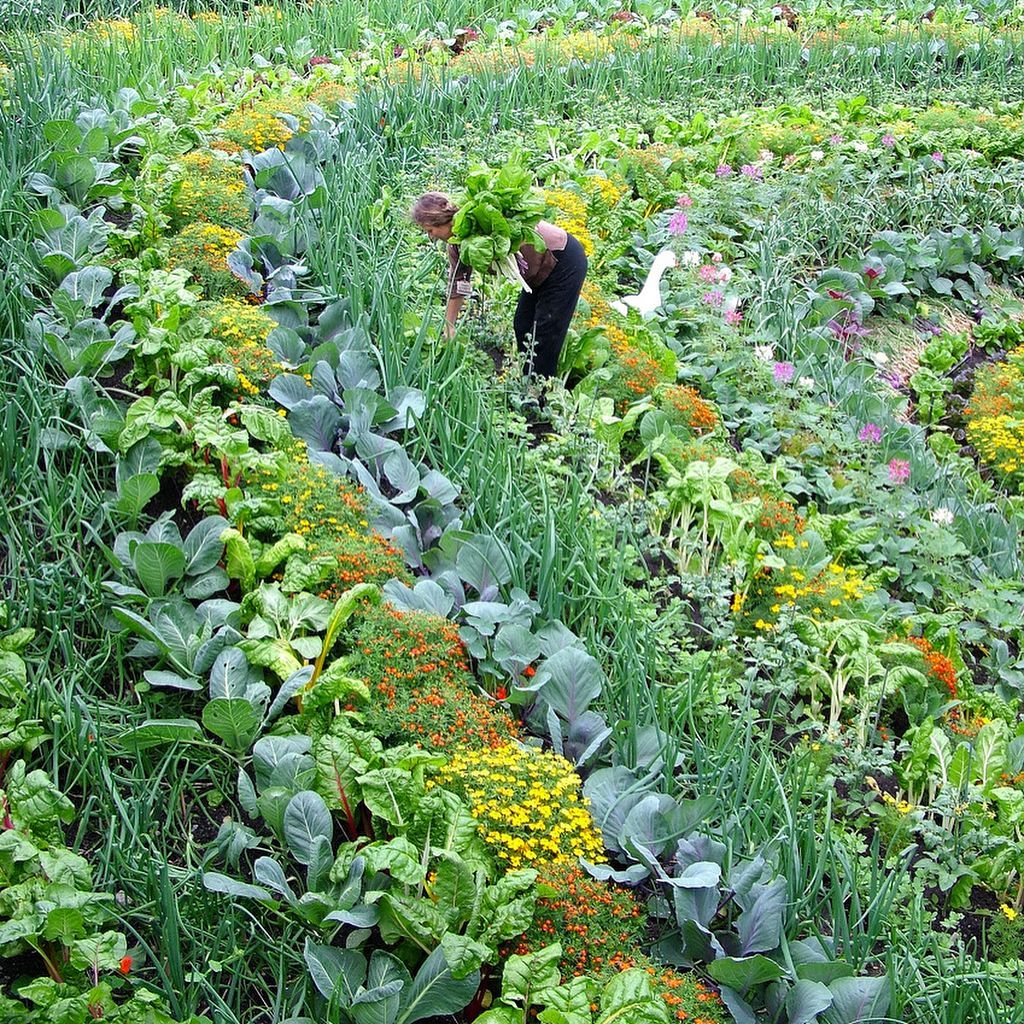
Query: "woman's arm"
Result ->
[[445, 243, 472, 338], [445, 295, 466, 338]]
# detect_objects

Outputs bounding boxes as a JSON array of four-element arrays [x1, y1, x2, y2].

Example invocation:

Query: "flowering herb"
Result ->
[[246, 442, 410, 595], [667, 210, 688, 235], [656, 384, 719, 437], [738, 557, 873, 634], [169, 149, 250, 232], [203, 298, 281, 397], [505, 860, 646, 980], [964, 347, 1024, 489], [546, 186, 594, 255]]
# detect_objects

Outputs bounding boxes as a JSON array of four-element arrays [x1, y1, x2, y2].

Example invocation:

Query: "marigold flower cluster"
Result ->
[[169, 150, 250, 232], [896, 634, 979, 737], [903, 635, 959, 697], [202, 299, 281, 396], [246, 445, 409, 595], [602, 329, 676, 412], [739, 558, 872, 634], [214, 96, 311, 153], [591, 952, 727, 1023], [166, 222, 247, 298], [351, 605, 517, 751], [504, 861, 646, 980], [656, 384, 720, 436], [577, 281, 629, 358], [964, 348, 1024, 490], [727, 468, 806, 541], [546, 187, 594, 256], [429, 744, 606, 869], [581, 173, 629, 210], [307, 82, 357, 110], [85, 18, 136, 43]]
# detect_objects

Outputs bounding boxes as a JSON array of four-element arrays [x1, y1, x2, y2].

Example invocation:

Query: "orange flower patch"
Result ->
[[657, 384, 720, 436], [352, 604, 516, 751], [504, 861, 646, 980]]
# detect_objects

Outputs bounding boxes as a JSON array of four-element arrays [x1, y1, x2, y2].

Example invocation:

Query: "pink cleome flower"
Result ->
[[888, 458, 911, 484], [858, 422, 883, 443], [773, 361, 795, 383], [725, 309, 743, 327], [668, 210, 688, 235]]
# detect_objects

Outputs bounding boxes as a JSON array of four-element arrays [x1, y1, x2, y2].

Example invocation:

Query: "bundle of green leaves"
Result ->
[[451, 159, 548, 289]]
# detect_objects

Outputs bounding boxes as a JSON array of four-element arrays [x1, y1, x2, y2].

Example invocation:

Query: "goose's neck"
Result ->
[[637, 258, 673, 300]]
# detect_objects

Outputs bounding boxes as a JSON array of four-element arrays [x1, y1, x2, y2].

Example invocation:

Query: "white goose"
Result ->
[[609, 248, 678, 317]]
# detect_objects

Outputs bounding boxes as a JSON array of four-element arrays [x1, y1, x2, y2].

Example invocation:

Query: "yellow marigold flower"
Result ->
[[430, 743, 605, 868]]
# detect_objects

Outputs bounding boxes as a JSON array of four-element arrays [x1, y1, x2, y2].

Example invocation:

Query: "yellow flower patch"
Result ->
[[429, 743, 606, 870]]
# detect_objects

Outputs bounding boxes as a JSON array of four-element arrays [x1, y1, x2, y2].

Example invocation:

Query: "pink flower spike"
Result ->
[[724, 309, 743, 327], [931, 151, 944, 162], [677, 194, 694, 207], [702, 289, 724, 307], [888, 458, 911, 484], [667, 210, 688, 235], [715, 164, 732, 178], [881, 134, 896, 148], [773, 361, 795, 383], [858, 422, 882, 443]]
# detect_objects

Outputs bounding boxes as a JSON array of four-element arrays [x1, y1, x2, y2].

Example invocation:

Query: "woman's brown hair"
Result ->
[[411, 191, 459, 228]]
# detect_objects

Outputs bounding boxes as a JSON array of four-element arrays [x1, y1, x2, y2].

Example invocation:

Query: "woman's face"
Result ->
[[422, 221, 453, 243]]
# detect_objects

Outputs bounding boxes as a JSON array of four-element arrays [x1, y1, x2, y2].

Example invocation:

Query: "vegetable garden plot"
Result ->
[[2, 7, 1024, 1024]]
